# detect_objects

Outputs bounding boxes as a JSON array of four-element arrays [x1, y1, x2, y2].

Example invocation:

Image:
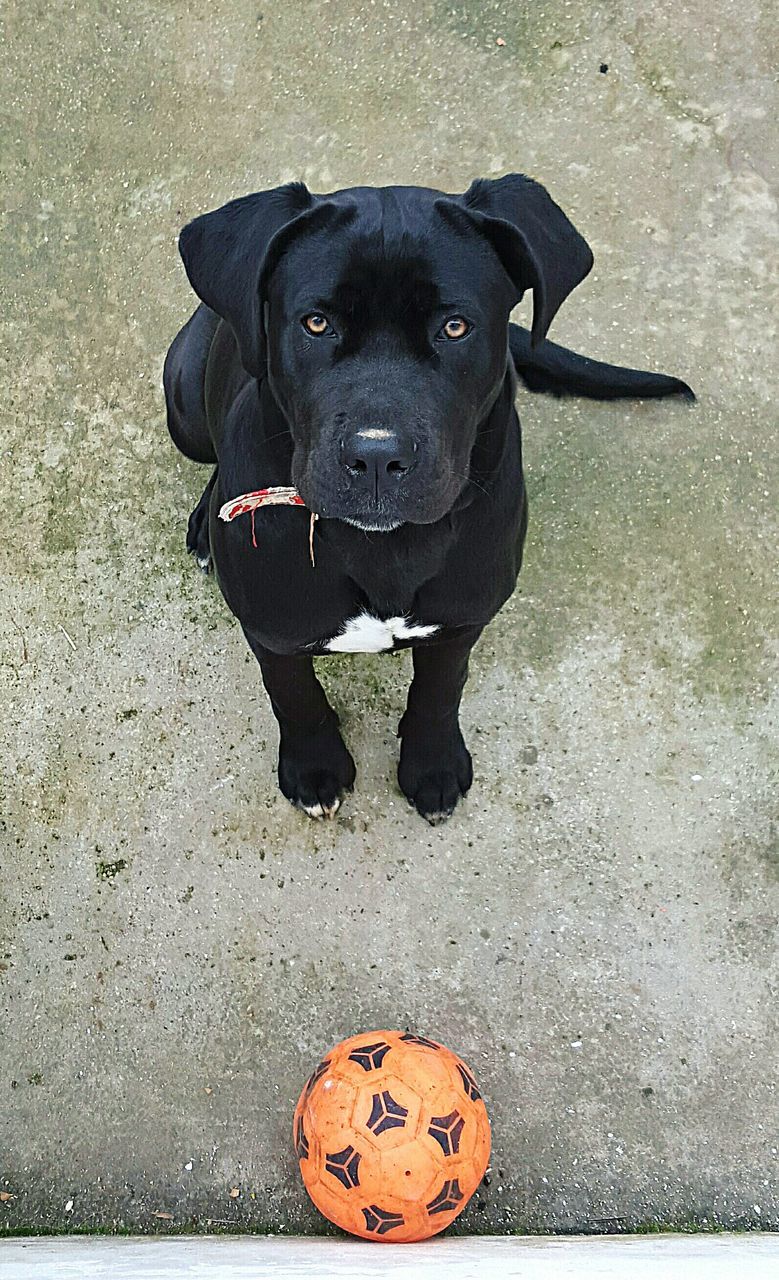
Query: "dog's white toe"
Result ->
[[301, 797, 341, 819], [422, 809, 452, 826]]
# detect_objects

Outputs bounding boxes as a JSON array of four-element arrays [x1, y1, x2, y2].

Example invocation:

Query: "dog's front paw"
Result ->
[[186, 478, 214, 573], [278, 722, 356, 818], [397, 722, 473, 823]]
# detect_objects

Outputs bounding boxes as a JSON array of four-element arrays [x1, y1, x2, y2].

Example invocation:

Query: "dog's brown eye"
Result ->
[[303, 313, 330, 336], [441, 316, 470, 340]]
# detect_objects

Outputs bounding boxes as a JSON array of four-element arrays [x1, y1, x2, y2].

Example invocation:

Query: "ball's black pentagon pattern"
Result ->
[[362, 1204, 405, 1235], [427, 1109, 465, 1156], [426, 1178, 464, 1215], [347, 1040, 391, 1071], [456, 1061, 482, 1101], [366, 1088, 409, 1136], [324, 1144, 361, 1190], [400, 1032, 440, 1049], [304, 1057, 331, 1096], [294, 1114, 309, 1160]]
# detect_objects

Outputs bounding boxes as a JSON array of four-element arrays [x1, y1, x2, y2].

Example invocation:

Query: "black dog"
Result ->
[[164, 175, 692, 823]]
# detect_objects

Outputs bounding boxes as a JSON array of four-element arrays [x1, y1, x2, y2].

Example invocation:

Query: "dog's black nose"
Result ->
[[342, 432, 415, 494]]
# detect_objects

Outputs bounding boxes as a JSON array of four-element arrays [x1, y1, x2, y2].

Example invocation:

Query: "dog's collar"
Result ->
[[219, 486, 319, 566], [218, 485, 306, 521]]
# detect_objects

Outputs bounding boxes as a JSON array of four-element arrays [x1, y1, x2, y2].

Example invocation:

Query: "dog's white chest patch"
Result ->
[[325, 612, 440, 653]]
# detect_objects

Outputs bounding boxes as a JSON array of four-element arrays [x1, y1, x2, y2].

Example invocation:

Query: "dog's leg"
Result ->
[[186, 469, 217, 572], [397, 627, 482, 824], [163, 304, 220, 463], [243, 632, 356, 818]]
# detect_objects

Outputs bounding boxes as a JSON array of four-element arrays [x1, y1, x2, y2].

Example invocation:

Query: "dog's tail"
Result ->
[[509, 323, 695, 401]]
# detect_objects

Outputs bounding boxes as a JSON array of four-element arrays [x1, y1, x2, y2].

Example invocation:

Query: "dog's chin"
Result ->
[[342, 516, 404, 533]]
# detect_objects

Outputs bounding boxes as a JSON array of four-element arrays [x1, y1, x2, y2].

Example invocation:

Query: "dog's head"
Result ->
[[178, 176, 592, 530]]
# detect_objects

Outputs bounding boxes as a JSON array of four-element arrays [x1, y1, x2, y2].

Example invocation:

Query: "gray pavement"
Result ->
[[4, 1235, 779, 1280], [1, 0, 777, 1239]]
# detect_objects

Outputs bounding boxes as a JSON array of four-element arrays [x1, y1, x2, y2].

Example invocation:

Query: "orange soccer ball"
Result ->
[[293, 1029, 491, 1243]]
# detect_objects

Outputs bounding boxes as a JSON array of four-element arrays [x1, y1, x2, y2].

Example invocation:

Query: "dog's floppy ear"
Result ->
[[438, 174, 594, 347], [178, 183, 346, 377]]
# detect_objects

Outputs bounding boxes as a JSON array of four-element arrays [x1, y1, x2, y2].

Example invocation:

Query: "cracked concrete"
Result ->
[[1, 0, 777, 1236]]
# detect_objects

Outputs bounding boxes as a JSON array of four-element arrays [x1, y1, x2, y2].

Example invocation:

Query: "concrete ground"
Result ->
[[3, 1235, 779, 1280], [1, 0, 777, 1240]]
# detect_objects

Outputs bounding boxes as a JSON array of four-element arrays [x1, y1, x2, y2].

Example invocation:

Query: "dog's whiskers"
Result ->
[[447, 466, 492, 499], [260, 427, 293, 446]]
